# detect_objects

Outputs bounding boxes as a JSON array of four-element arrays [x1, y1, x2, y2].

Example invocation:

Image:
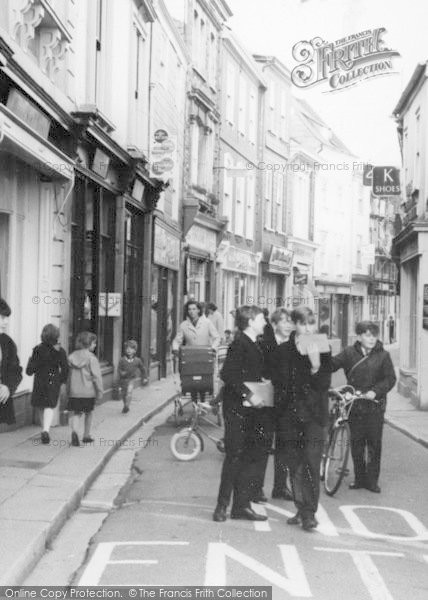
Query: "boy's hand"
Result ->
[[365, 390, 376, 400], [142, 378, 148, 385], [0, 385, 10, 404]]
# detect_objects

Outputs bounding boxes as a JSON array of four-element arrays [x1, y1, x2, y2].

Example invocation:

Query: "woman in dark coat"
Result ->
[[271, 306, 332, 531], [213, 305, 270, 522], [26, 323, 69, 444], [0, 299, 23, 425]]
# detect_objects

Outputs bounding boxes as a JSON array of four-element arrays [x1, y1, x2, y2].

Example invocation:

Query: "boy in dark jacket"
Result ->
[[331, 321, 396, 493], [0, 298, 22, 425]]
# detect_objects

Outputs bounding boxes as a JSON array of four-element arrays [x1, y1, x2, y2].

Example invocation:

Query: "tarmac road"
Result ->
[[72, 401, 428, 600]]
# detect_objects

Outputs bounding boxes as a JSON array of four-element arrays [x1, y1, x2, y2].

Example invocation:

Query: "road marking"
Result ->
[[340, 505, 428, 541], [205, 542, 312, 596], [261, 502, 339, 536], [251, 503, 271, 531], [79, 541, 189, 585], [315, 548, 403, 600]]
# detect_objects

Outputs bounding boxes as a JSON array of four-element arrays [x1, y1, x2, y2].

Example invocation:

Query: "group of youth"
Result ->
[[0, 298, 147, 446], [213, 304, 396, 531]]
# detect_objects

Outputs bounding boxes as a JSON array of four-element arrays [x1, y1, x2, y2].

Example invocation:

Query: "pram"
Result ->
[[170, 345, 226, 460]]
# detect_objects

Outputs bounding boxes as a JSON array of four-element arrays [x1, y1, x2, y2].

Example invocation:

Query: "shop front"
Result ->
[[315, 281, 352, 352], [151, 220, 180, 379], [287, 238, 318, 310], [217, 243, 259, 331], [185, 223, 217, 304], [260, 245, 293, 309]]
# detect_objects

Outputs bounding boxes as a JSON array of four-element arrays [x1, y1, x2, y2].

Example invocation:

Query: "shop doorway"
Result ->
[[151, 266, 177, 378], [123, 210, 144, 351]]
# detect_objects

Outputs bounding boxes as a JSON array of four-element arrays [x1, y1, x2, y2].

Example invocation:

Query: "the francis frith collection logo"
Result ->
[[291, 28, 400, 92]]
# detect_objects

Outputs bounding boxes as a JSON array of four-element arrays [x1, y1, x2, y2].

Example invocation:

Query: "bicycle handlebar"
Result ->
[[329, 386, 379, 404]]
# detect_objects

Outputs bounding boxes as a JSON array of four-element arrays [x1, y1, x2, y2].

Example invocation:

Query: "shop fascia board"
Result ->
[[0, 104, 73, 180]]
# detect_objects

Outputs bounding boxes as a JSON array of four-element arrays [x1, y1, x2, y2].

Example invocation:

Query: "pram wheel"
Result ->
[[216, 438, 225, 453], [170, 428, 202, 461]]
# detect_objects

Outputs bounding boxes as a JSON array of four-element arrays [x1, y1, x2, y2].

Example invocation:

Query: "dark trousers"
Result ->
[[277, 417, 326, 517], [254, 408, 275, 494], [273, 410, 291, 493], [349, 410, 384, 487], [217, 402, 270, 511]]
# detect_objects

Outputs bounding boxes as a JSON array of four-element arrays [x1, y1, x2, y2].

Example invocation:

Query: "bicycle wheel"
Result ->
[[324, 422, 351, 496], [170, 428, 202, 461]]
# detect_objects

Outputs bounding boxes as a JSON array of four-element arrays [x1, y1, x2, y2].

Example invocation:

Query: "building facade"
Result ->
[[393, 61, 428, 409], [218, 33, 266, 331]]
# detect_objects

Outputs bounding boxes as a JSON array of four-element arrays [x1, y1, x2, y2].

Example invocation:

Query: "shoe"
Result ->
[[231, 507, 268, 521], [41, 431, 50, 445], [71, 432, 80, 447], [301, 515, 318, 531], [122, 406, 130, 414], [272, 488, 293, 501], [82, 436, 94, 444], [349, 481, 365, 490], [366, 484, 381, 493], [287, 513, 302, 525], [252, 491, 268, 503], [213, 505, 227, 522]]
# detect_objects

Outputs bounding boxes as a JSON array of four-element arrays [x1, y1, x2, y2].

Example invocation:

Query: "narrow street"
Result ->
[[66, 404, 428, 599]]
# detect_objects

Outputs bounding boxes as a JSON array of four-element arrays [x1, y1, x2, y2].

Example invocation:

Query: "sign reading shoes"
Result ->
[[372, 166, 401, 196]]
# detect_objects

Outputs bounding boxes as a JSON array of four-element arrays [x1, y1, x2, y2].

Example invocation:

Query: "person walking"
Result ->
[[0, 298, 23, 425], [67, 332, 103, 446], [206, 302, 225, 341], [271, 306, 332, 531], [331, 321, 396, 493], [26, 324, 69, 444], [213, 305, 269, 523], [117, 339, 148, 414], [172, 300, 220, 402]]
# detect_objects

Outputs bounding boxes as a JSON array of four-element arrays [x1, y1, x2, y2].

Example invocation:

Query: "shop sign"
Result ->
[[223, 246, 258, 276], [92, 148, 110, 178], [294, 272, 308, 285], [98, 293, 121, 317], [268, 246, 294, 273], [186, 225, 217, 254], [150, 129, 177, 183], [154, 223, 180, 270], [7, 88, 51, 139]]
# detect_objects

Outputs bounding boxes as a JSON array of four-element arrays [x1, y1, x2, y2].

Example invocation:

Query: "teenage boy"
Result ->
[[331, 321, 396, 493]]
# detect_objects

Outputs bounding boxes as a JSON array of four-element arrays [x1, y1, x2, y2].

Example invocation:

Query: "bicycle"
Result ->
[[321, 385, 379, 496], [170, 400, 225, 461]]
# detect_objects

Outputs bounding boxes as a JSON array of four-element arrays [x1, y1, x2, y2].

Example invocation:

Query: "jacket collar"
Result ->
[[353, 340, 384, 356]]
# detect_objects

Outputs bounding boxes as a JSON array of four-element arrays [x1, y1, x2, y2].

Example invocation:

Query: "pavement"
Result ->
[[1, 341, 428, 585], [0, 376, 178, 586]]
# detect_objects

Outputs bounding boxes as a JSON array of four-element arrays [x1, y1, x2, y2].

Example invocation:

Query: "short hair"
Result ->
[[235, 305, 263, 331], [355, 321, 379, 336], [75, 331, 97, 349], [290, 306, 316, 325], [124, 339, 138, 351], [224, 329, 232, 335], [0, 298, 11, 317], [41, 324, 60, 345], [270, 308, 291, 325], [206, 302, 217, 312], [184, 300, 203, 318]]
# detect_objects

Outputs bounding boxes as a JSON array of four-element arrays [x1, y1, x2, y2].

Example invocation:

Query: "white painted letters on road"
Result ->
[[205, 542, 312, 597], [315, 547, 403, 600], [340, 505, 428, 541]]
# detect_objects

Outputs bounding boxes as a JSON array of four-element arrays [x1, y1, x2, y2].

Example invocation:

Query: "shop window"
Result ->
[[70, 177, 116, 364], [0, 213, 9, 298]]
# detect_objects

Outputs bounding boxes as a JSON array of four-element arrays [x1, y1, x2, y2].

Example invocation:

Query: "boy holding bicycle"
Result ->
[[331, 321, 396, 493]]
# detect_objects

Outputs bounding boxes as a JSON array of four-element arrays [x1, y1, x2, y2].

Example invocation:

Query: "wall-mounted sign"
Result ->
[[222, 246, 258, 276], [268, 246, 294, 274], [372, 166, 401, 196], [423, 285, 428, 330], [98, 293, 121, 317], [7, 88, 51, 139], [294, 272, 308, 285], [150, 129, 177, 182], [186, 225, 217, 254], [154, 222, 180, 270], [92, 148, 110, 178]]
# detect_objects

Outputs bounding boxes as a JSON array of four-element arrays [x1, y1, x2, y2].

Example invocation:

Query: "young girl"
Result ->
[[26, 324, 69, 444], [67, 332, 103, 446], [117, 339, 147, 413]]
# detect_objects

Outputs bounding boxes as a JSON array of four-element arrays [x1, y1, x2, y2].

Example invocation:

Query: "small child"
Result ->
[[331, 321, 396, 493], [118, 339, 147, 414], [26, 324, 69, 444], [67, 332, 103, 446]]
